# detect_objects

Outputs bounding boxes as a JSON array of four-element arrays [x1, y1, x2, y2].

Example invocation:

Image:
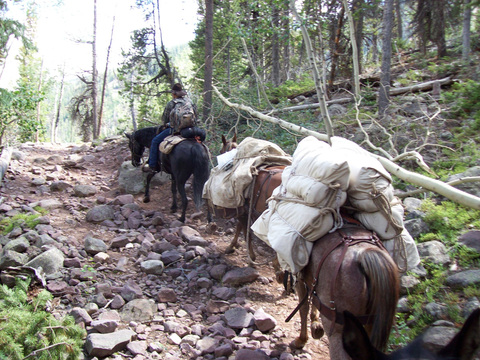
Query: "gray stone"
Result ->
[[224, 307, 255, 329], [446, 270, 480, 289], [120, 280, 143, 302], [422, 326, 459, 353], [3, 237, 29, 253], [120, 299, 156, 322], [84, 329, 136, 357], [417, 241, 450, 265], [86, 205, 115, 223], [196, 336, 217, 355], [235, 349, 270, 360], [126, 340, 148, 356], [458, 231, 480, 253], [84, 236, 108, 255], [222, 267, 259, 286], [25, 247, 64, 275], [90, 319, 118, 334], [69, 307, 92, 325], [0, 250, 29, 269], [140, 260, 165, 275], [73, 184, 97, 197]]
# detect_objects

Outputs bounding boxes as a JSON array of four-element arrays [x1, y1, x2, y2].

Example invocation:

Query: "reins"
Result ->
[[286, 227, 386, 334]]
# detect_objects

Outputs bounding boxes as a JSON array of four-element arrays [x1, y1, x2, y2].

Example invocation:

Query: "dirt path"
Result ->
[[1, 138, 330, 359]]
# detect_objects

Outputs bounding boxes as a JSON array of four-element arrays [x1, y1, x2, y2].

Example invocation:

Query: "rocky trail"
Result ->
[[0, 137, 330, 360]]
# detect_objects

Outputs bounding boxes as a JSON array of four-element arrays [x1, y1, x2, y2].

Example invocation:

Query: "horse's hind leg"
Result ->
[[310, 305, 324, 339], [143, 173, 155, 203], [176, 179, 188, 223], [170, 178, 178, 214], [225, 215, 247, 254], [291, 277, 310, 349]]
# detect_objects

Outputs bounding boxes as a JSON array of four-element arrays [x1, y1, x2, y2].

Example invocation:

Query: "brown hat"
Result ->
[[171, 83, 183, 92]]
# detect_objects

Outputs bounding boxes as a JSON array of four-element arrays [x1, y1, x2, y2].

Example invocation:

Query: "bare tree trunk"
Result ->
[[91, 0, 98, 140], [462, 0, 472, 62], [35, 58, 44, 142], [203, 0, 213, 122], [342, 0, 361, 97], [52, 65, 65, 143], [395, 0, 403, 40], [272, 1, 280, 86], [290, 0, 333, 142], [328, 4, 345, 88], [434, 0, 447, 58], [378, 0, 394, 120], [97, 15, 115, 139]]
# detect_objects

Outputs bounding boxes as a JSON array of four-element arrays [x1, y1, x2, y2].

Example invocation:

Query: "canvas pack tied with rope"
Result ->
[[202, 137, 292, 217], [251, 136, 420, 274]]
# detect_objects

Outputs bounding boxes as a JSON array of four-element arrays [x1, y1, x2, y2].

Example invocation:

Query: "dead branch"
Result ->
[[212, 85, 480, 210]]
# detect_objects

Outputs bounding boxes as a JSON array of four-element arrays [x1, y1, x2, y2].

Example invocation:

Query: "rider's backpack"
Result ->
[[169, 96, 197, 132]]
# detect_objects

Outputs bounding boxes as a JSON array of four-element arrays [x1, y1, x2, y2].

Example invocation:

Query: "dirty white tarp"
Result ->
[[252, 136, 421, 274], [202, 137, 292, 209]]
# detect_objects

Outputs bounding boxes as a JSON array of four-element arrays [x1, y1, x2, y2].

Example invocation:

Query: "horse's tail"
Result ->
[[358, 247, 399, 351], [191, 142, 210, 211]]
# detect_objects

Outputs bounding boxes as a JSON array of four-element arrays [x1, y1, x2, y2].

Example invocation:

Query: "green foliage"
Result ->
[[0, 278, 86, 360], [0, 209, 46, 235], [388, 313, 415, 351], [419, 200, 480, 246], [266, 74, 314, 99], [442, 80, 480, 123]]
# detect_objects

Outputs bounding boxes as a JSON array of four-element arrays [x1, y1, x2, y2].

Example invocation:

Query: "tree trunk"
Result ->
[[272, 1, 280, 87], [434, 0, 447, 58], [378, 0, 394, 120], [203, 0, 213, 122], [395, 0, 403, 40], [328, 5, 345, 88], [352, 0, 364, 75], [97, 15, 115, 139], [52, 66, 65, 143], [91, 0, 98, 140], [462, 0, 472, 62], [290, 0, 333, 141], [342, 0, 361, 97], [35, 58, 44, 142]]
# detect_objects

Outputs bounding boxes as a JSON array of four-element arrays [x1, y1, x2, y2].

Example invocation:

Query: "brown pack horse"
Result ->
[[219, 134, 284, 264], [220, 134, 400, 360]]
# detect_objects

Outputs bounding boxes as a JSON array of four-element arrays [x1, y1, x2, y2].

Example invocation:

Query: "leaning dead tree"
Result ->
[[212, 85, 480, 211]]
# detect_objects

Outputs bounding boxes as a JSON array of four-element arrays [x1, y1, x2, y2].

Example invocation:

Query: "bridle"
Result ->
[[129, 136, 145, 166]]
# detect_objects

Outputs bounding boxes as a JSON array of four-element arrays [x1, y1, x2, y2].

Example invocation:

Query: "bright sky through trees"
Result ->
[[1, 0, 199, 86]]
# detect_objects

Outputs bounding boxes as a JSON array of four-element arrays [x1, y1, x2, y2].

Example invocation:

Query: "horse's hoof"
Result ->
[[311, 321, 324, 339], [225, 246, 235, 254], [143, 197, 150, 203], [290, 337, 306, 349], [178, 216, 185, 223]]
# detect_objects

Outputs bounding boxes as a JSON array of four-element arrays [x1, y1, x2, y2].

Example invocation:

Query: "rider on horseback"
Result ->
[[143, 83, 198, 173]]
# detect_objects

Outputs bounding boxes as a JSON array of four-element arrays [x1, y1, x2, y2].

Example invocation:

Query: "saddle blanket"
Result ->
[[159, 135, 185, 154]]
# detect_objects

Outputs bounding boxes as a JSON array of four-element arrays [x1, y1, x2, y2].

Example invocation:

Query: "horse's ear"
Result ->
[[222, 135, 227, 145], [233, 133, 237, 143], [438, 308, 480, 360], [342, 311, 379, 360], [125, 132, 131, 139]]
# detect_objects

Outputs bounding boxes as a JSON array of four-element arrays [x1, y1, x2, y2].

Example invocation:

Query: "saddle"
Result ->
[[159, 127, 207, 154]]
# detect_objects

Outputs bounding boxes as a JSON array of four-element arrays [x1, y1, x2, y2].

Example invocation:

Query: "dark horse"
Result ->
[[220, 134, 400, 359], [342, 308, 480, 360], [125, 126, 212, 223]]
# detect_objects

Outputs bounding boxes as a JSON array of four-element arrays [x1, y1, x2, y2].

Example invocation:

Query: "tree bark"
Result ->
[[290, 0, 333, 142], [52, 65, 65, 143], [342, 0, 361, 97], [97, 16, 115, 139], [212, 85, 480, 210], [91, 0, 98, 140], [378, 0, 394, 119], [203, 0, 213, 122], [462, 0, 472, 62]]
